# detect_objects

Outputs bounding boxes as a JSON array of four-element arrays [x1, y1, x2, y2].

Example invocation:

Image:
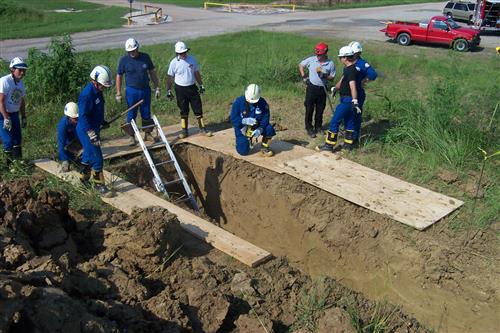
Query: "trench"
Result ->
[[111, 143, 498, 333]]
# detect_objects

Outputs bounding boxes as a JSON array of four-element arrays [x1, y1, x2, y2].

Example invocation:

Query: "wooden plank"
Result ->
[[33, 158, 273, 267], [183, 129, 463, 230]]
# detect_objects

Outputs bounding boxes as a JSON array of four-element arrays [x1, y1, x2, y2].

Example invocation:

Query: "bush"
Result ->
[[25, 34, 89, 105]]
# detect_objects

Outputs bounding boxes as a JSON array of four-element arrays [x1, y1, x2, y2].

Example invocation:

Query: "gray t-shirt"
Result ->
[[300, 56, 336, 87]]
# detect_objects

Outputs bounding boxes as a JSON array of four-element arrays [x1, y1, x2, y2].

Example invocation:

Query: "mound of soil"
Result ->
[[0, 179, 426, 332]]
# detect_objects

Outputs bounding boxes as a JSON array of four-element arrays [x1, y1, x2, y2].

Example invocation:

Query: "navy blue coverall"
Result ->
[[353, 57, 377, 141], [56, 115, 78, 162]]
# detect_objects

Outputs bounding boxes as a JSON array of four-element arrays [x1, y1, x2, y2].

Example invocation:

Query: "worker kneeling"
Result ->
[[57, 102, 80, 172], [230, 84, 275, 157]]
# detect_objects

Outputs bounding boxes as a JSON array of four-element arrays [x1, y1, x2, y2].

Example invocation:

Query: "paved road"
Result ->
[[0, 1, 496, 60]]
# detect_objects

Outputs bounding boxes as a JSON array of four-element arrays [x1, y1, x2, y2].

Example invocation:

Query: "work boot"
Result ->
[[3, 150, 13, 167], [143, 132, 154, 142], [260, 146, 274, 157], [91, 170, 110, 195], [129, 135, 137, 147], [79, 164, 92, 183], [315, 127, 324, 135], [12, 145, 22, 160], [307, 128, 316, 138], [315, 143, 334, 153], [179, 129, 189, 139], [199, 127, 213, 137]]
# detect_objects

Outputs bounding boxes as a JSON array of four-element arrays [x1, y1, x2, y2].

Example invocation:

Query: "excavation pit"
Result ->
[[110, 142, 499, 333]]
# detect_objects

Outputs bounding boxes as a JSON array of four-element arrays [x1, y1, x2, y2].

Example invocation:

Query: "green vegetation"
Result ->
[[0, 0, 128, 39], [291, 280, 330, 331], [343, 297, 399, 333], [0, 30, 498, 229]]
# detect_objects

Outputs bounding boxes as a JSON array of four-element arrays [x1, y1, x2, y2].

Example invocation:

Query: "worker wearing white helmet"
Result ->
[[116, 38, 161, 146], [348, 41, 377, 145], [57, 102, 80, 172], [230, 84, 276, 157], [166, 41, 211, 138], [76, 65, 113, 195], [317, 46, 359, 152], [0, 57, 28, 163]]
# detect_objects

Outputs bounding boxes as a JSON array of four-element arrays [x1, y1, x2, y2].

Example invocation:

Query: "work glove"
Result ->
[[167, 89, 173, 101], [87, 129, 100, 146], [101, 120, 110, 129], [352, 99, 362, 114], [199, 85, 205, 95], [251, 128, 262, 138], [241, 117, 257, 126], [21, 117, 27, 129], [331, 86, 337, 97], [60, 160, 70, 173], [3, 118, 11, 131], [155, 87, 161, 99], [115, 94, 122, 103]]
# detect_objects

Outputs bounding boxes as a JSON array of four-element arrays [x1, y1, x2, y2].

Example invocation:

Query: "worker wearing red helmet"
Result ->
[[298, 42, 336, 138]]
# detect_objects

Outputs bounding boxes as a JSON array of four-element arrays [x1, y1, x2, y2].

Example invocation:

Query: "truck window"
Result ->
[[446, 17, 460, 29], [445, 2, 454, 9], [433, 20, 449, 30]]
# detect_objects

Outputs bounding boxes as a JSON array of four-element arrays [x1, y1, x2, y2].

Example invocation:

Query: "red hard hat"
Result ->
[[314, 42, 328, 55]]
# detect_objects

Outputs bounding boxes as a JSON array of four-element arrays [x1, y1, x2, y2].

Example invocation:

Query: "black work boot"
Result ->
[[79, 164, 92, 183], [307, 128, 316, 138], [3, 150, 13, 167], [91, 170, 110, 195], [12, 145, 22, 160], [179, 117, 189, 139], [197, 117, 213, 137], [316, 143, 334, 152]]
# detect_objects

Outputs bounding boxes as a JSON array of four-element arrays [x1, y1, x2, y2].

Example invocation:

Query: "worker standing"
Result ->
[[298, 42, 336, 138], [77, 65, 113, 194], [166, 41, 211, 139], [57, 102, 79, 172], [0, 57, 28, 164], [317, 46, 359, 152], [116, 38, 160, 146], [230, 84, 275, 157], [348, 41, 378, 145]]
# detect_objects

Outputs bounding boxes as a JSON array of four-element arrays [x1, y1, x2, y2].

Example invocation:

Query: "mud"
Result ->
[[0, 178, 425, 333], [169, 144, 499, 333]]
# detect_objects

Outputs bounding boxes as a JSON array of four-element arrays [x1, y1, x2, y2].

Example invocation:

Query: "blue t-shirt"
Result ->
[[354, 57, 377, 91], [57, 115, 77, 161], [117, 52, 155, 89], [230, 96, 270, 133], [299, 55, 336, 87], [77, 83, 105, 133]]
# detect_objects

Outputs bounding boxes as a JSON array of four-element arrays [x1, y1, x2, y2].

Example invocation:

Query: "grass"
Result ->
[[343, 297, 399, 333], [1, 29, 498, 229], [290, 280, 330, 331], [0, 0, 129, 40]]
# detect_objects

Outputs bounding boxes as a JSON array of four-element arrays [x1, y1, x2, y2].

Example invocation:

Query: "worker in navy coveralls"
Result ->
[[230, 84, 275, 157], [76, 65, 113, 194], [348, 41, 377, 144], [116, 38, 160, 145], [57, 102, 79, 172], [318, 46, 360, 152]]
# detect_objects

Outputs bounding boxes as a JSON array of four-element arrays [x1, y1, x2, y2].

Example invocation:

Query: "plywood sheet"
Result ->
[[33, 159, 272, 267], [183, 129, 463, 230]]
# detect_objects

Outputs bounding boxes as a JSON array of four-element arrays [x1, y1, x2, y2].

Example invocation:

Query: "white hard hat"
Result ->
[[245, 84, 261, 104], [338, 46, 355, 57], [125, 38, 139, 52], [90, 65, 113, 87], [348, 41, 363, 53], [175, 41, 189, 53], [64, 102, 79, 118], [9, 57, 28, 69]]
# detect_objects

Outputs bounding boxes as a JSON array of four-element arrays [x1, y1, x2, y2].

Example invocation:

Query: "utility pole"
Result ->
[[128, 0, 134, 18]]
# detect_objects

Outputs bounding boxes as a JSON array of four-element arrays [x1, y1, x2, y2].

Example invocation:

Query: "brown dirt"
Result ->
[[0, 178, 425, 333], [172, 144, 499, 333]]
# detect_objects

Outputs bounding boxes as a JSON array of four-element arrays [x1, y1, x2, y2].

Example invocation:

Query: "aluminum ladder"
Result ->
[[130, 115, 199, 212]]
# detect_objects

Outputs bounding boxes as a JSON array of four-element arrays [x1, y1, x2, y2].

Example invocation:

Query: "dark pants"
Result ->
[[175, 84, 203, 118], [304, 82, 326, 131]]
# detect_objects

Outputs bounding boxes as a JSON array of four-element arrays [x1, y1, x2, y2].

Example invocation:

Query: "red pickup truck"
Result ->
[[380, 16, 481, 51]]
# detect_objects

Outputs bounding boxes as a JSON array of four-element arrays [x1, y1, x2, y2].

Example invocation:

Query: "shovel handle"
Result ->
[[105, 99, 144, 126]]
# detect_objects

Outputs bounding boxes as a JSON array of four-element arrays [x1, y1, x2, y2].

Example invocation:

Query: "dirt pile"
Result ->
[[0, 179, 426, 332]]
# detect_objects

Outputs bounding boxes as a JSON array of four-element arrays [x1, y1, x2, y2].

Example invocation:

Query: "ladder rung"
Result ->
[[175, 196, 191, 204], [155, 160, 175, 167], [146, 142, 164, 149], [163, 178, 182, 186], [141, 124, 156, 129]]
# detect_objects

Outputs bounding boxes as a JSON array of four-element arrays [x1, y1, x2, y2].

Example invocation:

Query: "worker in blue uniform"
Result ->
[[57, 102, 79, 172], [116, 38, 160, 145], [348, 41, 378, 144], [318, 46, 359, 152], [76, 65, 113, 194], [230, 84, 275, 157]]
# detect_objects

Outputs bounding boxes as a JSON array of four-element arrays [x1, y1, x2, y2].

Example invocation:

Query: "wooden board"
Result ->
[[184, 129, 464, 230], [33, 158, 272, 267]]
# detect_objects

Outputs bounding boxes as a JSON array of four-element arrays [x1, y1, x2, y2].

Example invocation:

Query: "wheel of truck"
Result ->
[[453, 38, 469, 52], [396, 33, 411, 46]]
